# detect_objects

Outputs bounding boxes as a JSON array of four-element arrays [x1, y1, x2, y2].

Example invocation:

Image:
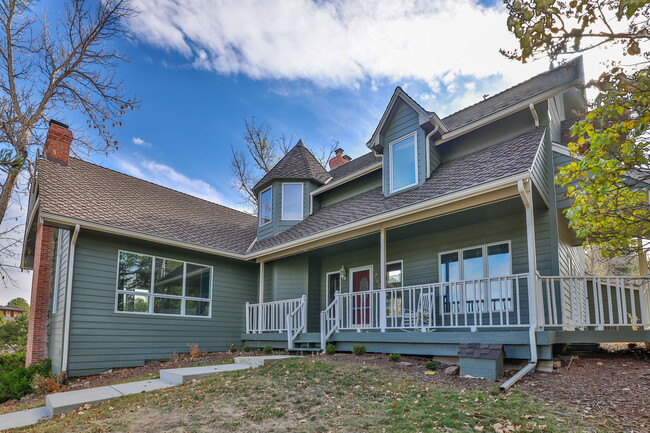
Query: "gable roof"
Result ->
[[36, 158, 258, 255], [252, 140, 331, 193], [442, 57, 584, 131], [251, 127, 545, 253]]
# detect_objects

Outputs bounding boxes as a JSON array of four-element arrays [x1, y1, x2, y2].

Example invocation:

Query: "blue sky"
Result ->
[[2, 0, 617, 303]]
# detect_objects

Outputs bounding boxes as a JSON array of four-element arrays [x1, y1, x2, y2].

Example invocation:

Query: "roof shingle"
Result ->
[[328, 152, 381, 181]]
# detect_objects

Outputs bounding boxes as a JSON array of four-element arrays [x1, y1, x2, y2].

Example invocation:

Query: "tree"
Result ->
[[230, 116, 337, 210], [0, 312, 28, 352], [6, 297, 28, 312], [503, 0, 650, 258]]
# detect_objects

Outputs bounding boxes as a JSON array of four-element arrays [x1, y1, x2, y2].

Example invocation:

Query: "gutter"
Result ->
[[61, 224, 80, 375], [500, 180, 539, 391]]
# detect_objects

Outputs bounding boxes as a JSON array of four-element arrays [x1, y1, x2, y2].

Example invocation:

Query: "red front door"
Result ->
[[352, 269, 371, 326]]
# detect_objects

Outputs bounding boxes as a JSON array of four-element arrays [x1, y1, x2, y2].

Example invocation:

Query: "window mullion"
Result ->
[[181, 263, 187, 316]]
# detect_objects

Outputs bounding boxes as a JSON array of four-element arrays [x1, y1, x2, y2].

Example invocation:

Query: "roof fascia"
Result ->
[[311, 161, 382, 196], [250, 171, 531, 260], [436, 80, 582, 146], [40, 212, 249, 261], [366, 88, 448, 151]]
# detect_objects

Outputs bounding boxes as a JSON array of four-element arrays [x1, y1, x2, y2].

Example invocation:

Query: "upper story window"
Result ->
[[282, 183, 303, 221], [116, 251, 212, 318], [389, 132, 418, 193], [259, 186, 272, 226]]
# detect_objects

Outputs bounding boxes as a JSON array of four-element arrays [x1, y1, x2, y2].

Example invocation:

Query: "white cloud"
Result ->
[[111, 156, 247, 212], [132, 136, 152, 147]]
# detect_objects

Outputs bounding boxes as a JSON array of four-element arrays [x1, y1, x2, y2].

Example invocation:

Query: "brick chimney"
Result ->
[[329, 148, 350, 169], [44, 120, 72, 164]]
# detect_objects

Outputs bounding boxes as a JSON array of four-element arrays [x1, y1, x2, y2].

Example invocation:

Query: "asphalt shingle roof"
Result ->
[[328, 152, 381, 181], [251, 128, 544, 252], [442, 58, 582, 131], [37, 158, 258, 255], [253, 140, 331, 192]]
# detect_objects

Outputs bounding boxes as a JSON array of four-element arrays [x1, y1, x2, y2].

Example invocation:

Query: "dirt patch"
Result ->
[[326, 349, 650, 432]]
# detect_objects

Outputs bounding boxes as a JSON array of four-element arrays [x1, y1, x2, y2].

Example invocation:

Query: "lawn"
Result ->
[[21, 358, 609, 433]]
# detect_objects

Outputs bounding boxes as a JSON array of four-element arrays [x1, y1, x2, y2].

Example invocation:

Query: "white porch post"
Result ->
[[258, 261, 265, 334], [380, 228, 387, 332], [638, 237, 650, 330]]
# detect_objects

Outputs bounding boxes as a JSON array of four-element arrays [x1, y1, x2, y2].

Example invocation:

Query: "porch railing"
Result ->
[[245, 297, 306, 334], [287, 296, 307, 349], [320, 295, 339, 349], [333, 274, 530, 332], [538, 275, 650, 329]]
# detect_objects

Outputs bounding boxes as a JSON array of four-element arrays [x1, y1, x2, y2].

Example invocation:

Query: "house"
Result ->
[[21, 57, 650, 381], [0, 306, 25, 321]]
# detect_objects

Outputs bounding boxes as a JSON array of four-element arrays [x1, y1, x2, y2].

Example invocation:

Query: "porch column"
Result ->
[[518, 180, 539, 328], [258, 261, 265, 303], [380, 228, 387, 332], [638, 237, 650, 331]]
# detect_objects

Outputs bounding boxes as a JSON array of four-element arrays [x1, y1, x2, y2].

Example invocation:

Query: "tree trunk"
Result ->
[[0, 149, 26, 225]]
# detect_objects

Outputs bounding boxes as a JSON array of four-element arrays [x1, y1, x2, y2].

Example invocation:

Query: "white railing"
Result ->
[[287, 296, 307, 349], [334, 274, 530, 332], [538, 275, 650, 329], [320, 295, 339, 349], [245, 297, 306, 334]]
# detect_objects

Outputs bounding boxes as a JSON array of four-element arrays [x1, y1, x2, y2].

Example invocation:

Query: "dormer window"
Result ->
[[282, 183, 303, 221], [259, 186, 272, 226], [389, 132, 418, 193]]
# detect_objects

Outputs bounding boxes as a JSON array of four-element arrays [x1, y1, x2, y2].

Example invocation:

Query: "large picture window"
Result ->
[[116, 251, 212, 317], [389, 132, 418, 193], [439, 241, 512, 313], [259, 187, 272, 226], [282, 183, 303, 221]]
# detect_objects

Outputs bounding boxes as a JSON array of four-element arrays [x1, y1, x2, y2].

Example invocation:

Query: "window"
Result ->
[[259, 187, 272, 226], [440, 242, 512, 313], [116, 251, 212, 317], [389, 132, 418, 193], [386, 261, 403, 316], [282, 183, 303, 221], [326, 272, 341, 305]]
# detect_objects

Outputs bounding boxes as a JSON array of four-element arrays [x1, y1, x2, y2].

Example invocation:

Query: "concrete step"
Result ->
[[234, 355, 297, 368], [159, 364, 251, 385], [46, 386, 124, 416], [0, 406, 50, 431], [110, 379, 174, 396]]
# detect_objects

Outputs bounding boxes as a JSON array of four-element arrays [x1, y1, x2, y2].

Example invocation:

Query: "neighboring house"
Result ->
[[0, 306, 25, 321], [22, 57, 650, 380]]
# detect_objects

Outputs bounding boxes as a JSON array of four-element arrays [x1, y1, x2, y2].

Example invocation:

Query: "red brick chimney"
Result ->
[[329, 148, 350, 169], [44, 120, 72, 164]]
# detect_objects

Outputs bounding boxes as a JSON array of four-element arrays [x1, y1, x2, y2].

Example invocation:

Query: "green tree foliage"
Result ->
[[504, 0, 650, 258], [6, 297, 28, 312], [0, 313, 29, 352]]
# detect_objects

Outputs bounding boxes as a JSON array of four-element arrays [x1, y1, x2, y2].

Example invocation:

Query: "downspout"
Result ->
[[425, 125, 439, 179], [501, 180, 539, 391], [61, 224, 80, 375]]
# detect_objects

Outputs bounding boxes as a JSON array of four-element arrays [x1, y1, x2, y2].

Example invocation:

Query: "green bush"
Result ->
[[352, 344, 366, 356], [262, 345, 274, 355], [242, 346, 252, 353], [388, 353, 401, 362], [0, 353, 52, 403], [325, 343, 336, 355], [424, 360, 438, 371]]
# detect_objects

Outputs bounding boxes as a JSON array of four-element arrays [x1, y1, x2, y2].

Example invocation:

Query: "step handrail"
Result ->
[[320, 292, 339, 350], [286, 295, 307, 349]]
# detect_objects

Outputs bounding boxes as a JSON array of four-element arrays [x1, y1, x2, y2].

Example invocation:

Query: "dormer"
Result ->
[[367, 87, 447, 197], [252, 140, 331, 240]]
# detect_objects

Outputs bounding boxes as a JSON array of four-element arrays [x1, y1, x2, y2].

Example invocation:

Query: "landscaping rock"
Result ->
[[445, 365, 460, 376]]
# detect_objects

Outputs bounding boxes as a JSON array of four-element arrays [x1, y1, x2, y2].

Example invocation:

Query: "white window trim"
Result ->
[[281, 182, 304, 221], [325, 271, 341, 305], [348, 265, 374, 293], [385, 260, 404, 318], [52, 230, 64, 314], [388, 131, 419, 194], [114, 250, 213, 319], [259, 186, 273, 227], [438, 240, 513, 314]]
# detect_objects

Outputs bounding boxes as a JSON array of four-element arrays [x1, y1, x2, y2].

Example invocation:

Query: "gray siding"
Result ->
[[258, 180, 317, 240], [553, 151, 575, 210], [67, 231, 257, 376], [319, 170, 382, 208], [530, 130, 550, 207], [380, 100, 427, 196], [272, 255, 308, 301], [49, 228, 70, 374]]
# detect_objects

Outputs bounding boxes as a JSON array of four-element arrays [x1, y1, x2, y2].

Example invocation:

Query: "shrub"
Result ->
[[424, 361, 438, 371], [31, 374, 61, 395], [229, 344, 239, 353], [388, 353, 401, 362], [0, 354, 52, 403], [262, 345, 274, 355], [243, 345, 252, 353], [325, 343, 336, 355], [188, 344, 203, 359], [352, 344, 367, 356]]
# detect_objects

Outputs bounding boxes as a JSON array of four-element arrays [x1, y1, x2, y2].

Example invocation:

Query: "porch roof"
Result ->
[[250, 127, 544, 253]]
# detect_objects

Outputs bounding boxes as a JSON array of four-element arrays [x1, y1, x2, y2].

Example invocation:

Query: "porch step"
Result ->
[[287, 347, 321, 353], [159, 364, 251, 385]]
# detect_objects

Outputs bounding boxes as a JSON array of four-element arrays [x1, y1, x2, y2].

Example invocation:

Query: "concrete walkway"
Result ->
[[0, 355, 296, 431]]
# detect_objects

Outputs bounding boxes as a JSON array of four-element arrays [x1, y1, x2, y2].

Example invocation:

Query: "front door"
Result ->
[[350, 267, 372, 326]]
